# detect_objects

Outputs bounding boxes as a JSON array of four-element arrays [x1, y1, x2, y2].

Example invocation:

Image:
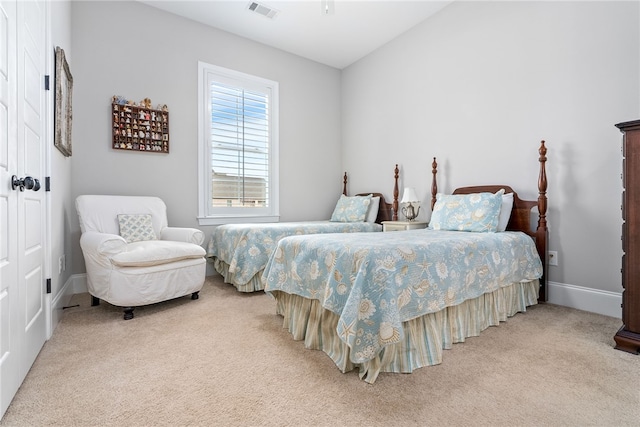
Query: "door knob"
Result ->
[[11, 175, 40, 192]]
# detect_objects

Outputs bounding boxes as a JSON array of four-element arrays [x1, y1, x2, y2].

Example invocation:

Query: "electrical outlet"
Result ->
[[58, 256, 63, 273], [548, 251, 558, 266]]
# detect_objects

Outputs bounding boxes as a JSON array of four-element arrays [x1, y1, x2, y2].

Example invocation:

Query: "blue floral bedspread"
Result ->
[[262, 229, 542, 364], [208, 221, 382, 286]]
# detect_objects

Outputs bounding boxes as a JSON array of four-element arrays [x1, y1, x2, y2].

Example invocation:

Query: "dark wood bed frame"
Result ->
[[339, 142, 547, 300], [428, 141, 548, 302]]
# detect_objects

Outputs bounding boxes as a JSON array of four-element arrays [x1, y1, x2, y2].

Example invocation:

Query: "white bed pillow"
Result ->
[[497, 191, 514, 232], [365, 196, 380, 223]]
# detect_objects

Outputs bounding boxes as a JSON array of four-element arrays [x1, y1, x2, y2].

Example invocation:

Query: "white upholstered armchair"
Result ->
[[76, 195, 206, 320]]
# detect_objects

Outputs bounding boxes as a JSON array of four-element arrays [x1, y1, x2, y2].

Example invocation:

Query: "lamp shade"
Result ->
[[401, 187, 419, 203]]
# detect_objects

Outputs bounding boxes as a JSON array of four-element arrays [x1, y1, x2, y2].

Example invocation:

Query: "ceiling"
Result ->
[[138, 0, 452, 69]]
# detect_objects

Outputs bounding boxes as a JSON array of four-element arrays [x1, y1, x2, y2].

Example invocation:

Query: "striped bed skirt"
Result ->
[[212, 258, 265, 293], [270, 280, 539, 383]]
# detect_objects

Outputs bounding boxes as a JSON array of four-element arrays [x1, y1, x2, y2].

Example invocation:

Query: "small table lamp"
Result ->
[[401, 187, 420, 221]]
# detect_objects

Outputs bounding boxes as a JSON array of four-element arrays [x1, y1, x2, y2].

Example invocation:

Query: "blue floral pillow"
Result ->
[[330, 194, 372, 222], [429, 190, 504, 232]]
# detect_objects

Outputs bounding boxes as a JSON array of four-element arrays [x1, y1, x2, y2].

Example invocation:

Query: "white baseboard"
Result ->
[[547, 281, 622, 319], [50, 274, 89, 337], [205, 261, 216, 277], [49, 274, 79, 338], [71, 273, 88, 294]]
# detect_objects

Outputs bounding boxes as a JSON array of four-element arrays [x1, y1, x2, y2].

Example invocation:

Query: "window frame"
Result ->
[[197, 61, 279, 225]]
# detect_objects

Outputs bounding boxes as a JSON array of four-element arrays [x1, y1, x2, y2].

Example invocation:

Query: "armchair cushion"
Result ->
[[111, 240, 206, 267], [118, 214, 157, 243]]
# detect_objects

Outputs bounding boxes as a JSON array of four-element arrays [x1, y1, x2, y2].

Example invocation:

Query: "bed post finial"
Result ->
[[343, 172, 348, 196], [393, 164, 399, 221], [537, 141, 547, 230], [431, 157, 438, 211]]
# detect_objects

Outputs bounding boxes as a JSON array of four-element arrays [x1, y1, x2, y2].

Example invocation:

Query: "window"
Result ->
[[198, 62, 279, 225]]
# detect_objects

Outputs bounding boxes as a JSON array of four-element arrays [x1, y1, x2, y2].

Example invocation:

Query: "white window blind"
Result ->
[[210, 82, 269, 208], [198, 62, 279, 225]]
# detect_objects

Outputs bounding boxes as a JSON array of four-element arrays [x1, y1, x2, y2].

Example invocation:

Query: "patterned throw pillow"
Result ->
[[429, 189, 504, 232], [330, 194, 372, 222], [118, 214, 157, 243]]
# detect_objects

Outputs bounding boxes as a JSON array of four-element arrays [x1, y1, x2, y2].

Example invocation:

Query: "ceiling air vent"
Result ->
[[247, 1, 279, 19]]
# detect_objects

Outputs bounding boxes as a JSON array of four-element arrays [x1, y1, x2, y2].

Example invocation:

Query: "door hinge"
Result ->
[[45, 176, 51, 192], [46, 278, 51, 294], [44, 75, 50, 90]]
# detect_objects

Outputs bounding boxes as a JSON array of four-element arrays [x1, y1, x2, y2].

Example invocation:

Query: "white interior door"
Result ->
[[0, 0, 47, 418], [0, 0, 21, 418], [17, 0, 46, 378]]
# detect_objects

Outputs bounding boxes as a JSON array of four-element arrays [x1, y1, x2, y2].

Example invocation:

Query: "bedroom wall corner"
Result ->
[[49, 0, 74, 337]]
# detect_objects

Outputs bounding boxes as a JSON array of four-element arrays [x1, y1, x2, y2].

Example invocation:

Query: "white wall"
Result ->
[[69, 1, 342, 274], [342, 1, 639, 301]]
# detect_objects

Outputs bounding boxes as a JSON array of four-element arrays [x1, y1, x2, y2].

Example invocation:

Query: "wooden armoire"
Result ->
[[615, 119, 640, 354]]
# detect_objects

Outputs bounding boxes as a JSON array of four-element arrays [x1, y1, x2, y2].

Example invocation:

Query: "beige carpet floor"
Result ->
[[1, 274, 638, 426]]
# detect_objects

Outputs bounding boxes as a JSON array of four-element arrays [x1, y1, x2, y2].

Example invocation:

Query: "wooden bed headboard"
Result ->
[[344, 165, 400, 224], [430, 141, 548, 302]]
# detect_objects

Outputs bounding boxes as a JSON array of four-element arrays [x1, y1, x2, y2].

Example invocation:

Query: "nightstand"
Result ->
[[381, 221, 428, 232]]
